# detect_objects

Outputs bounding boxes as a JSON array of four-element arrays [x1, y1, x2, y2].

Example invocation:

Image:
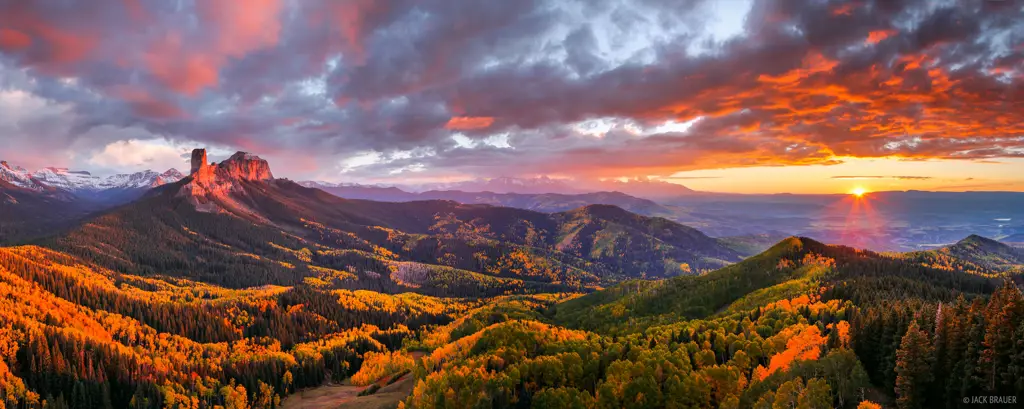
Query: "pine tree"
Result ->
[[979, 282, 1024, 394], [894, 321, 934, 409]]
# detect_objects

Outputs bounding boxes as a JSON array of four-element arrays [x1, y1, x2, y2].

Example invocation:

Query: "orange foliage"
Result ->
[[755, 325, 827, 380], [351, 351, 416, 386], [833, 321, 851, 347]]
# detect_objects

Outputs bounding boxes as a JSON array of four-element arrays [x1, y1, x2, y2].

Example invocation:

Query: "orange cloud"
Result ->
[[446, 116, 495, 130], [144, 37, 220, 96], [0, 7, 96, 72], [830, 2, 857, 16], [136, 0, 283, 96], [0, 28, 31, 50], [196, 0, 283, 58], [865, 29, 897, 44]]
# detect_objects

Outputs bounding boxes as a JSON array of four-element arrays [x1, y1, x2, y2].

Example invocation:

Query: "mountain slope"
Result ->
[[552, 236, 1002, 333], [0, 180, 97, 243], [903, 234, 1024, 275], [0, 244, 477, 408], [49, 149, 741, 295]]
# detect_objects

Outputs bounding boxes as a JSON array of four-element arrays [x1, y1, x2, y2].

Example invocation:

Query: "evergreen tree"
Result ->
[[894, 321, 934, 409]]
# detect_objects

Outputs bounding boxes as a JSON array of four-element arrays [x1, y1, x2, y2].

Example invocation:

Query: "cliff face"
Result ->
[[190, 149, 208, 175], [180, 149, 274, 219], [216, 152, 273, 181], [188, 149, 273, 184]]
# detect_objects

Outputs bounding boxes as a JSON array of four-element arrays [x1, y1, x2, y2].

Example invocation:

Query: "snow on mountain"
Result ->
[[0, 161, 39, 190], [30, 168, 103, 191], [0, 160, 183, 196], [99, 169, 185, 190], [300, 181, 339, 188]]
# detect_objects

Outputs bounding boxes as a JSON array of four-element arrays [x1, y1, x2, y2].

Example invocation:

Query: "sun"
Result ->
[[850, 187, 869, 197]]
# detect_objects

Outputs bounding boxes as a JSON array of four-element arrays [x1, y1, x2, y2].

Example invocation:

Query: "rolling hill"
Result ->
[[902, 234, 1024, 275], [551, 236, 1003, 333]]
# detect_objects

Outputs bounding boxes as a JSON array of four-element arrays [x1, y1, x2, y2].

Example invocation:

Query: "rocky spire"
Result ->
[[190, 149, 209, 175]]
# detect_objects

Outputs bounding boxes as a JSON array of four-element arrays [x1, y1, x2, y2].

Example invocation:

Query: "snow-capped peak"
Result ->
[[0, 161, 38, 190], [97, 169, 184, 190], [30, 167, 103, 191], [0, 160, 183, 194]]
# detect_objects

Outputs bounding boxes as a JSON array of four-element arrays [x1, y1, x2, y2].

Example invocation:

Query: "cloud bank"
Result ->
[[0, 0, 1020, 181]]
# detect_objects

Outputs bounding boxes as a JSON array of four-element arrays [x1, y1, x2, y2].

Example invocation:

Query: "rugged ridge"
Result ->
[[178, 149, 274, 218], [0, 161, 40, 190], [188, 149, 273, 184]]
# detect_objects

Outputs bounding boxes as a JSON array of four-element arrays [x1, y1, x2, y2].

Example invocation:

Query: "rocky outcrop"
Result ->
[[216, 152, 273, 181], [190, 149, 208, 175], [188, 149, 272, 183], [180, 149, 274, 220]]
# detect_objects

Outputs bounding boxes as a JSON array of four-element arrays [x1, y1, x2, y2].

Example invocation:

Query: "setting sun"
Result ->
[[850, 187, 869, 197]]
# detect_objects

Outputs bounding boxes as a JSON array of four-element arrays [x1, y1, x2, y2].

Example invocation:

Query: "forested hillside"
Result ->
[[2, 231, 1023, 408], [0, 245, 497, 408], [391, 237, 1021, 409], [552, 237, 1001, 333], [902, 235, 1024, 276]]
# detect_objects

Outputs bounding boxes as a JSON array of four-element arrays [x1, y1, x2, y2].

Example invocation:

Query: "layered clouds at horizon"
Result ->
[[0, 0, 1021, 193]]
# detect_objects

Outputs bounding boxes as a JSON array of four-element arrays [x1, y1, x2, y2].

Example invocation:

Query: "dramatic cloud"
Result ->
[[0, 0, 1021, 184]]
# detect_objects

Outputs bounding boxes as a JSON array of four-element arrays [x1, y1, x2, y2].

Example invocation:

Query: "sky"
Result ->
[[0, 0, 1022, 194]]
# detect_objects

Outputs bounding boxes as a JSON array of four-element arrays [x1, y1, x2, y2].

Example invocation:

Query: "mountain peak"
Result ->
[[219, 151, 273, 181], [189, 149, 272, 183], [957, 234, 1001, 247], [179, 148, 273, 218], [951, 235, 1016, 256]]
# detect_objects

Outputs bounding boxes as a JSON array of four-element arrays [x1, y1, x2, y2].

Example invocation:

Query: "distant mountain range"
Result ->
[[300, 181, 673, 215], [304, 176, 698, 199]]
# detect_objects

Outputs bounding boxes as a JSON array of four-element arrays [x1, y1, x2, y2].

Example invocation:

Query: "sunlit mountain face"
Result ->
[[1, 2, 1023, 409]]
